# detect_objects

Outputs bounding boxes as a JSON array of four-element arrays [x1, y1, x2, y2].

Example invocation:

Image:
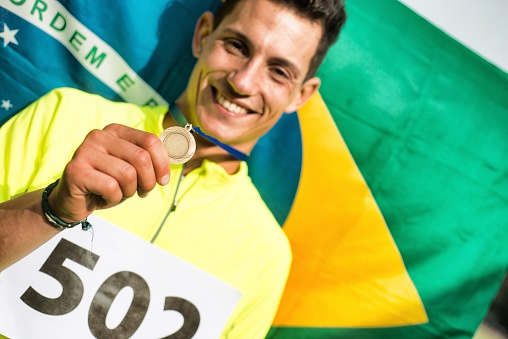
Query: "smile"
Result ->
[[216, 91, 249, 115]]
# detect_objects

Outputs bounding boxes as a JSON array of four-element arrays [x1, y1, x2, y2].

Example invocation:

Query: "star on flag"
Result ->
[[0, 23, 19, 47], [1, 100, 13, 111]]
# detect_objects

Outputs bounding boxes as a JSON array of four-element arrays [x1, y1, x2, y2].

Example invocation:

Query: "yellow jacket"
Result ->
[[0, 88, 291, 338]]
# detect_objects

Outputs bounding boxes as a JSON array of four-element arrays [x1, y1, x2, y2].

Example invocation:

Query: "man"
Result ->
[[0, 0, 346, 337]]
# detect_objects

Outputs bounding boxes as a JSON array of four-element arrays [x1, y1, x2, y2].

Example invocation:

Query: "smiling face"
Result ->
[[177, 0, 322, 154]]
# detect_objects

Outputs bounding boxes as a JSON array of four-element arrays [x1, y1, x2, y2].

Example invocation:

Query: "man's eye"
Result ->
[[224, 39, 247, 56], [271, 67, 290, 81]]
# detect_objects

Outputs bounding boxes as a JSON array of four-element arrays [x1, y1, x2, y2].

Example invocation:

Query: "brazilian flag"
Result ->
[[1, 0, 506, 338], [265, 1, 508, 338]]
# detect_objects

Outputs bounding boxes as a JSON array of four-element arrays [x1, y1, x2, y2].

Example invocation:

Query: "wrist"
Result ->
[[41, 179, 92, 231]]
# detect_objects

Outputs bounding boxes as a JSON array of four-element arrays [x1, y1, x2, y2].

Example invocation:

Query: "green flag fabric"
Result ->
[[267, 0, 508, 338]]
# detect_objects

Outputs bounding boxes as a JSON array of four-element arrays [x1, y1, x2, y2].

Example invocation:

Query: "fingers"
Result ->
[[103, 124, 170, 188], [72, 145, 139, 201], [56, 124, 171, 220], [85, 130, 155, 198]]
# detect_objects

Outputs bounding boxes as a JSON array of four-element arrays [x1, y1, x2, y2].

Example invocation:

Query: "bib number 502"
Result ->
[[20, 238, 200, 338]]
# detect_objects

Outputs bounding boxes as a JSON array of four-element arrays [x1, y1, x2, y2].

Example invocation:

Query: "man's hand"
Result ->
[[48, 124, 170, 223]]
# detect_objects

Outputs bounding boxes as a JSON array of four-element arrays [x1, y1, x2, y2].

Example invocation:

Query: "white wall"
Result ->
[[399, 0, 508, 73]]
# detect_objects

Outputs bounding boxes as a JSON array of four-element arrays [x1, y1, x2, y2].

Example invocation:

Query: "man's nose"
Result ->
[[227, 60, 262, 96]]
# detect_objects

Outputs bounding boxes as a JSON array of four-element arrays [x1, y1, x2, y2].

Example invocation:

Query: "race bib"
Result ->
[[0, 215, 242, 338]]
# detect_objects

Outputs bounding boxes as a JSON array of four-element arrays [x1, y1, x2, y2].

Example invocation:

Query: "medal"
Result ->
[[159, 124, 196, 164], [162, 104, 249, 163]]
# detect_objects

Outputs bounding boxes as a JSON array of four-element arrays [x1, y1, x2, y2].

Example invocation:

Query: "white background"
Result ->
[[399, 0, 508, 73]]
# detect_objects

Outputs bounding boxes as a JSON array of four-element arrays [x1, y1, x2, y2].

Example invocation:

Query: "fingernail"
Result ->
[[160, 174, 170, 185]]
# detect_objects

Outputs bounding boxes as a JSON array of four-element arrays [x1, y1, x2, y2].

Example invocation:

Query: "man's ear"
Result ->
[[192, 12, 214, 57], [284, 77, 321, 113]]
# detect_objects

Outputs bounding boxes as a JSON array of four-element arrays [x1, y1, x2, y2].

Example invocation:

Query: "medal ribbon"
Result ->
[[169, 105, 249, 161]]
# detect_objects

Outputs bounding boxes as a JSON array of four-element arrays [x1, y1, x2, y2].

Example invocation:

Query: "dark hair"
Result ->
[[213, 0, 347, 81]]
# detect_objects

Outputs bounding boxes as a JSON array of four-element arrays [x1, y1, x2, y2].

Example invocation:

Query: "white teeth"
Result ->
[[217, 93, 248, 115]]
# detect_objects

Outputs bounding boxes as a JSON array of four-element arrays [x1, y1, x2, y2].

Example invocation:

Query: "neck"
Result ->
[[162, 112, 241, 175]]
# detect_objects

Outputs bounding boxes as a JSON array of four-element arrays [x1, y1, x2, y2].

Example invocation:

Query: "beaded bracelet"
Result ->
[[41, 179, 92, 231]]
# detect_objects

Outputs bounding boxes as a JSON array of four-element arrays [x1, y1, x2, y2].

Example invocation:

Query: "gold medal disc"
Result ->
[[159, 125, 196, 164]]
